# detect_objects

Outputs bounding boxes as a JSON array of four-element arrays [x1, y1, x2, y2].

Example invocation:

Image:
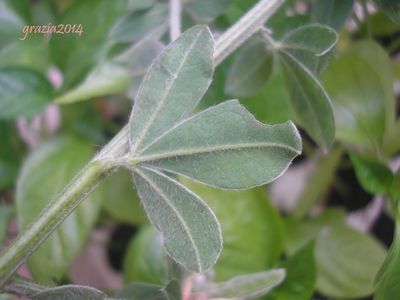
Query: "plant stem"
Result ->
[[0, 0, 285, 287], [0, 160, 111, 287], [214, 0, 284, 65], [169, 0, 182, 41]]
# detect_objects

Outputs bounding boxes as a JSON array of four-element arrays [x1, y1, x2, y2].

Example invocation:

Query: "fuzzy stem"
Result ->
[[0, 160, 111, 287], [0, 0, 285, 288], [214, 0, 284, 65]]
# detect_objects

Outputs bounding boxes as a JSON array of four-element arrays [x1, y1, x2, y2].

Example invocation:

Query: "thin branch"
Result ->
[[169, 0, 182, 41], [215, 0, 284, 65]]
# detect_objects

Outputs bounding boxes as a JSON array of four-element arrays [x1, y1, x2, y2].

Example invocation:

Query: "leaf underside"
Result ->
[[133, 166, 222, 273], [129, 25, 214, 154], [136, 100, 301, 189]]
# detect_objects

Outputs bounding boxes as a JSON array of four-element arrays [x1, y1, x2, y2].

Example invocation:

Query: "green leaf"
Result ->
[[391, 171, 400, 200], [0, 205, 13, 244], [102, 170, 146, 225], [123, 225, 169, 285], [225, 34, 273, 97], [374, 0, 400, 24], [0, 121, 23, 189], [133, 167, 222, 273], [0, 36, 49, 72], [0, 0, 25, 50], [284, 208, 346, 255], [129, 25, 214, 155], [311, 0, 355, 30], [0, 68, 53, 119], [323, 41, 392, 152], [109, 3, 167, 43], [265, 242, 316, 300], [293, 146, 344, 218], [350, 153, 393, 195], [183, 180, 284, 281], [49, 0, 130, 89], [243, 67, 293, 125], [118, 280, 181, 300], [6, 279, 106, 300], [206, 269, 285, 299], [55, 39, 163, 104], [16, 136, 102, 283], [185, 0, 231, 20], [374, 220, 400, 300], [135, 100, 301, 189], [281, 24, 338, 74], [267, 8, 310, 40], [30, 285, 106, 300], [316, 223, 386, 298], [279, 51, 335, 150]]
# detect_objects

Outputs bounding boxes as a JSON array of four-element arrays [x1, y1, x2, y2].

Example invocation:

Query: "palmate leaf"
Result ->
[[128, 25, 302, 273]]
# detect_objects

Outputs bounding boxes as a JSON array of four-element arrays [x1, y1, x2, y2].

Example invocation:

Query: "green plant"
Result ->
[[0, 0, 399, 299]]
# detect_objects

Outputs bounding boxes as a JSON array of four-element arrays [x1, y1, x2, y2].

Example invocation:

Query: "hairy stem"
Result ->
[[0, 160, 111, 287], [0, 0, 285, 287], [214, 0, 284, 65], [169, 0, 182, 41]]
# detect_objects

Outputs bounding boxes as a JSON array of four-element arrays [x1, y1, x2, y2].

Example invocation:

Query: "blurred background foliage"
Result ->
[[0, 0, 399, 299]]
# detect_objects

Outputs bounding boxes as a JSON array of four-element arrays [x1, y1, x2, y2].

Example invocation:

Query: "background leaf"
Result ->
[[206, 269, 285, 299], [278, 51, 335, 149], [315, 223, 386, 298], [0, 205, 13, 245], [243, 68, 293, 125], [0, 121, 23, 189], [281, 24, 338, 74], [137, 100, 301, 189], [109, 3, 167, 43], [183, 180, 284, 281], [323, 41, 392, 153], [185, 0, 231, 21], [265, 242, 316, 300], [0, 68, 53, 119], [118, 280, 180, 300], [102, 170, 146, 225], [374, 220, 400, 300], [16, 136, 102, 283], [350, 153, 394, 195], [49, 0, 130, 89], [225, 34, 273, 97], [133, 167, 222, 273], [55, 39, 163, 104], [123, 225, 169, 285], [6, 279, 106, 300], [311, 0, 355, 30]]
